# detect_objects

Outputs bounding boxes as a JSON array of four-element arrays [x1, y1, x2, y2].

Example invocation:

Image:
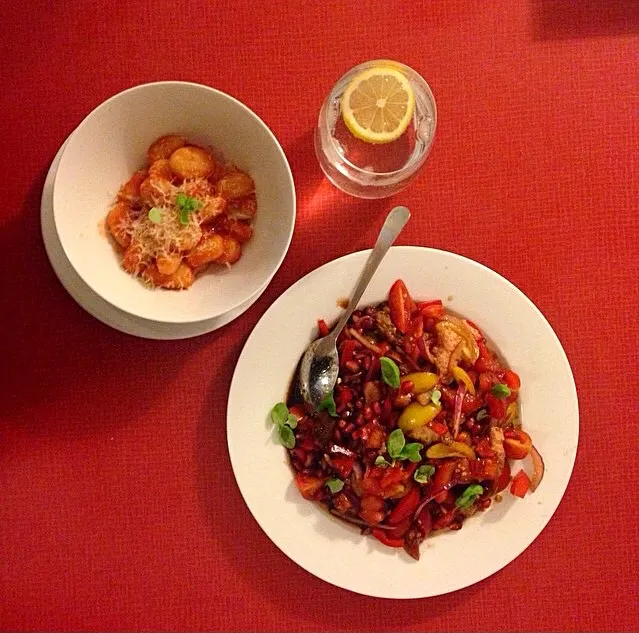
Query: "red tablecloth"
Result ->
[[2, 1, 638, 630]]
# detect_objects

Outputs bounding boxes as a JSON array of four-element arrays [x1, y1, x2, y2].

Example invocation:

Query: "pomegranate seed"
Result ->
[[372, 401, 382, 415], [400, 380, 414, 395]]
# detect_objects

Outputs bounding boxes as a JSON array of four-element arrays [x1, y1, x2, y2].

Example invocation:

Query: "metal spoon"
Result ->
[[298, 206, 411, 410]]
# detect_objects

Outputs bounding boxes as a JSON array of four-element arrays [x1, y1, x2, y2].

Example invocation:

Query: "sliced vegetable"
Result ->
[[388, 486, 420, 525], [389, 280, 415, 334], [371, 528, 404, 548], [529, 444, 545, 492], [431, 460, 457, 503], [452, 366, 476, 395], [452, 383, 466, 438], [402, 372, 439, 394], [398, 402, 441, 432], [503, 429, 532, 460], [495, 459, 511, 492], [510, 469, 531, 498], [426, 441, 475, 460]]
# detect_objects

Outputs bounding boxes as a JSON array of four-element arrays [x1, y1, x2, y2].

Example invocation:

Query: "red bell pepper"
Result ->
[[417, 299, 444, 318], [431, 460, 457, 502], [317, 319, 329, 337], [485, 393, 507, 420], [495, 460, 511, 492], [339, 339, 357, 367], [503, 369, 521, 391], [510, 469, 531, 498], [430, 420, 448, 436], [371, 528, 404, 548], [388, 486, 420, 525], [389, 280, 415, 334]]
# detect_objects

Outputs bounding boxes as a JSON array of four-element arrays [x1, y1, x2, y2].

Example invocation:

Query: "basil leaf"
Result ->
[[179, 207, 191, 225], [318, 392, 337, 417], [430, 389, 441, 406], [374, 455, 391, 468], [278, 424, 295, 449], [148, 207, 162, 223], [455, 484, 484, 509], [326, 478, 344, 494], [380, 356, 400, 389], [270, 402, 289, 426], [491, 383, 511, 398], [286, 413, 298, 429], [387, 428, 405, 459], [175, 193, 187, 209], [399, 442, 423, 463], [414, 464, 435, 483]]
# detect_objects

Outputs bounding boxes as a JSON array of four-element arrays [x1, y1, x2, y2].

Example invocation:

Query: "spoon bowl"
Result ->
[[298, 206, 410, 410]]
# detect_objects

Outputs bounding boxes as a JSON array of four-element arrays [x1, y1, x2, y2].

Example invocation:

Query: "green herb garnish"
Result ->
[[455, 484, 484, 509], [386, 428, 423, 462], [380, 356, 400, 389], [318, 391, 337, 417], [491, 383, 511, 398], [387, 428, 405, 459], [270, 402, 298, 448], [476, 409, 488, 421], [278, 425, 295, 449], [326, 478, 344, 494], [175, 192, 201, 225], [148, 207, 162, 223], [414, 464, 435, 483], [375, 455, 392, 468], [430, 389, 441, 406]]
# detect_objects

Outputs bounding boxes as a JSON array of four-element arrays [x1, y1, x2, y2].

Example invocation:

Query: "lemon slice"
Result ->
[[341, 66, 415, 144]]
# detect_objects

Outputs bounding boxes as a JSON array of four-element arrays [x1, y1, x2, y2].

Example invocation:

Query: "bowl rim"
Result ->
[[52, 80, 296, 324]]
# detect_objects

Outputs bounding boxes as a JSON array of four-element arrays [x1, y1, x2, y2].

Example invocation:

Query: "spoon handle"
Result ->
[[330, 206, 411, 340]]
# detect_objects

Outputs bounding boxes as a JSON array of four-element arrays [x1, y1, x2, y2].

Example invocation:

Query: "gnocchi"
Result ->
[[104, 134, 257, 290]]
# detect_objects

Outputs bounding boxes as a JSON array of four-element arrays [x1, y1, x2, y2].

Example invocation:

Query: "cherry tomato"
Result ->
[[503, 429, 532, 459], [389, 280, 415, 334]]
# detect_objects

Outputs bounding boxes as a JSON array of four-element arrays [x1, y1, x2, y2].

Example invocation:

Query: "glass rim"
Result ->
[[320, 59, 437, 179]]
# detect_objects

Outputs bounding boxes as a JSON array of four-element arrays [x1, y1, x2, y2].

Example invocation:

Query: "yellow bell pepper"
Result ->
[[426, 442, 476, 460], [451, 366, 476, 395], [398, 402, 441, 432], [402, 372, 439, 394]]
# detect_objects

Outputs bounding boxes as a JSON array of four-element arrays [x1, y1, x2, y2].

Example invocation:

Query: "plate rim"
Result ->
[[227, 246, 579, 598]]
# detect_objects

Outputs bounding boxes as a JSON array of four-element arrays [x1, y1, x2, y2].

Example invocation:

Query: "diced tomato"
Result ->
[[503, 369, 521, 390], [317, 319, 330, 337], [295, 473, 325, 500], [335, 385, 353, 409], [510, 469, 531, 498], [409, 315, 424, 338], [363, 421, 386, 449], [389, 280, 414, 334], [495, 460, 511, 492], [359, 495, 385, 524], [430, 420, 448, 436], [461, 392, 483, 414], [380, 465, 405, 489], [388, 486, 420, 525], [339, 340, 357, 366], [478, 372, 496, 393], [371, 528, 404, 548], [485, 393, 507, 420], [470, 458, 500, 481], [330, 455, 355, 479], [431, 460, 457, 502], [417, 299, 444, 318], [503, 430, 532, 460], [475, 438, 496, 459], [432, 511, 456, 530], [288, 405, 306, 422]]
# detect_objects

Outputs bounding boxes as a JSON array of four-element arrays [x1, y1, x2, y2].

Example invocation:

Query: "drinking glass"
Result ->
[[314, 60, 437, 199]]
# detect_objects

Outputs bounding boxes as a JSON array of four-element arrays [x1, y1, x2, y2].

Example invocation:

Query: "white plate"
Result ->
[[227, 247, 579, 598], [41, 137, 268, 340]]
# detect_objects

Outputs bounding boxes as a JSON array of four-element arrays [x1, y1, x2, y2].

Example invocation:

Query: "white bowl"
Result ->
[[52, 81, 295, 324]]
